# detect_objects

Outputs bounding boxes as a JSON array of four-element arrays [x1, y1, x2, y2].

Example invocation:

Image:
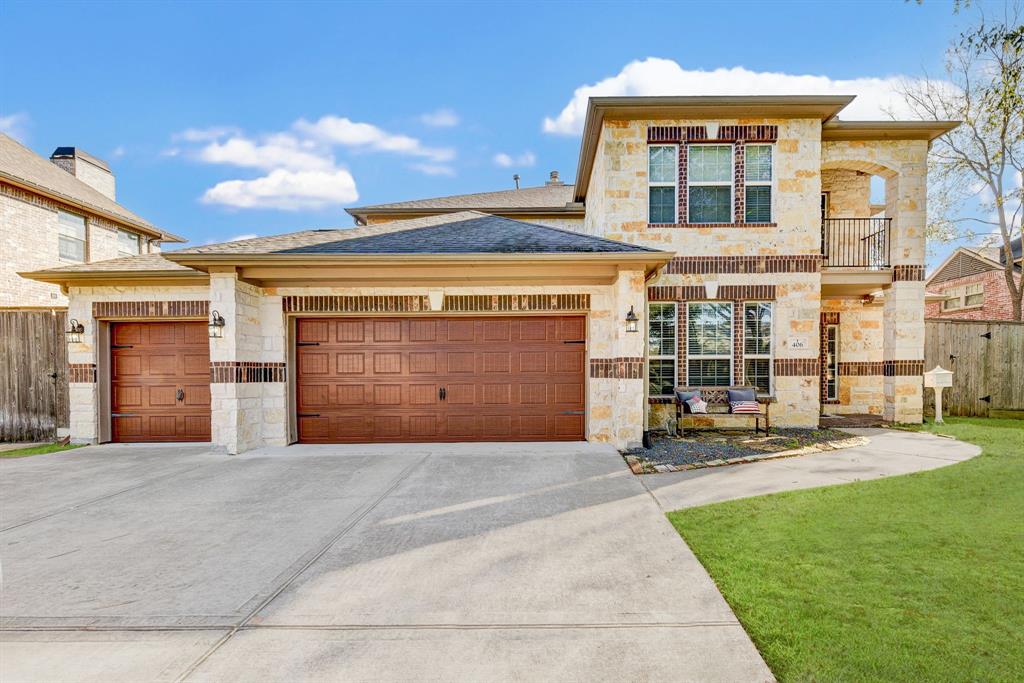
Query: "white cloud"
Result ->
[[420, 108, 460, 127], [201, 168, 358, 211], [493, 151, 537, 168], [543, 57, 945, 135], [294, 116, 455, 162], [174, 126, 240, 142], [228, 233, 258, 242], [111, 145, 126, 158], [409, 162, 456, 177], [198, 133, 333, 172], [0, 112, 30, 142]]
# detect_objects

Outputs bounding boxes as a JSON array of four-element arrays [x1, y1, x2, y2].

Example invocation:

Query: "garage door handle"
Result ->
[[439, 387, 446, 401], [176, 389, 185, 401], [111, 413, 137, 418], [298, 413, 321, 418], [297, 342, 320, 346], [562, 340, 585, 344], [560, 411, 585, 415], [111, 344, 134, 349]]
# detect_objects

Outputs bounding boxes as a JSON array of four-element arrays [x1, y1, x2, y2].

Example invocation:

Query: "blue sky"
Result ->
[[0, 0, 988, 267]]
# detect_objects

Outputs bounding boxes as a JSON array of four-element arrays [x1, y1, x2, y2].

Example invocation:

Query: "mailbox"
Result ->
[[923, 366, 953, 388]]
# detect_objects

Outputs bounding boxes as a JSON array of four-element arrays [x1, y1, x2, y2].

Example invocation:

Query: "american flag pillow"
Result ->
[[730, 400, 761, 414]]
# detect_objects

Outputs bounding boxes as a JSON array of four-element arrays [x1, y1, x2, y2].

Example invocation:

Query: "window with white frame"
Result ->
[[57, 210, 86, 262], [942, 293, 962, 310], [743, 302, 773, 393], [687, 302, 733, 386], [117, 229, 141, 256], [648, 145, 677, 224], [648, 303, 677, 397], [745, 145, 773, 223], [688, 145, 733, 223], [964, 283, 984, 307]]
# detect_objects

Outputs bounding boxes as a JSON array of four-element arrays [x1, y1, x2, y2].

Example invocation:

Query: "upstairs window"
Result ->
[[745, 144, 773, 223], [688, 145, 733, 223], [58, 210, 86, 262], [648, 303, 677, 397], [117, 229, 141, 256], [687, 302, 733, 386], [648, 145, 677, 224], [964, 283, 984, 307]]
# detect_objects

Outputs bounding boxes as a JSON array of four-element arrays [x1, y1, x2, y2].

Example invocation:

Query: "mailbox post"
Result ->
[[923, 366, 954, 424]]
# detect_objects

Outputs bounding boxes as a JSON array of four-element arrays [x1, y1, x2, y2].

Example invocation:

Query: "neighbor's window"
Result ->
[[58, 210, 86, 262], [648, 145, 677, 224], [942, 289, 963, 310], [117, 229, 141, 256], [687, 302, 733, 386], [965, 283, 984, 307], [743, 302, 773, 394], [648, 303, 677, 397], [688, 145, 733, 223], [745, 145, 773, 223]]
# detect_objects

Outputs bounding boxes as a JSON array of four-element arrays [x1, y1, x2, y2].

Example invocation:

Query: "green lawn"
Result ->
[[0, 443, 85, 458], [668, 417, 1024, 683]]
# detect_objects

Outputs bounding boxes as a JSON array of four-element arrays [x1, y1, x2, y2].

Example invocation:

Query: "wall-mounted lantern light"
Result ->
[[66, 319, 85, 344], [208, 310, 226, 338], [625, 305, 639, 333]]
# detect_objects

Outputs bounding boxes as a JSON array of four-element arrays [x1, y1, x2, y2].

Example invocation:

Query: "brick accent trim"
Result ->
[[678, 143, 689, 223], [589, 357, 644, 379], [210, 361, 286, 383], [666, 255, 821, 274], [648, 222, 779, 229], [68, 363, 97, 383], [732, 302, 744, 384], [649, 285, 776, 301], [839, 361, 885, 376], [92, 300, 209, 319], [647, 125, 778, 143], [647, 125, 707, 143], [733, 141, 745, 223], [283, 294, 591, 314], [893, 265, 926, 282], [718, 125, 779, 142], [774, 358, 819, 376], [884, 360, 924, 376]]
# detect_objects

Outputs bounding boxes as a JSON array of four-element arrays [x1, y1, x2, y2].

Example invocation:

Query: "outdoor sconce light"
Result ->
[[208, 310, 226, 338], [66, 319, 85, 344], [625, 306, 639, 333]]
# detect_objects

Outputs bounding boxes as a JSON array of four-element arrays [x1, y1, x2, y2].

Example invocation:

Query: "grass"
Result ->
[[0, 442, 85, 459], [668, 417, 1024, 683]]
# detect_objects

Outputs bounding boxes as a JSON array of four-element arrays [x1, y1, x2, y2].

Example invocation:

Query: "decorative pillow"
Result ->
[[730, 400, 761, 414], [727, 388, 757, 404], [686, 396, 709, 414], [676, 390, 701, 413]]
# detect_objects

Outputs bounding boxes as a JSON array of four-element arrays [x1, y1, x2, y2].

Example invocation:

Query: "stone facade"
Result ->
[[1, 182, 159, 309]]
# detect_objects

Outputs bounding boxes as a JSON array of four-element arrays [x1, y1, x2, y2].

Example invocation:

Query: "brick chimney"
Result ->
[[50, 147, 115, 200], [545, 170, 564, 186]]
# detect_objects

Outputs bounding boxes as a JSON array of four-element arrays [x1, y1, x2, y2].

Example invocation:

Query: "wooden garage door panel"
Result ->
[[296, 316, 586, 443], [111, 321, 211, 442]]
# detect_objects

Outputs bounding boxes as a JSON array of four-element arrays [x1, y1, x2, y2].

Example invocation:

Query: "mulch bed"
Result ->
[[622, 428, 863, 474]]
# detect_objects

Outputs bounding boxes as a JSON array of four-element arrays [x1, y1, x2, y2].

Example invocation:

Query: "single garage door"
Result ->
[[296, 316, 586, 443], [110, 321, 211, 442]]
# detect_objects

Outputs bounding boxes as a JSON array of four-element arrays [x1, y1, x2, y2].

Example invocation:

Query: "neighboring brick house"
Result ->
[[0, 133, 185, 310], [925, 240, 1023, 320], [22, 95, 958, 453]]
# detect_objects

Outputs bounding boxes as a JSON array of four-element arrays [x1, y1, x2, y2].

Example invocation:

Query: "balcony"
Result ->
[[821, 218, 893, 295]]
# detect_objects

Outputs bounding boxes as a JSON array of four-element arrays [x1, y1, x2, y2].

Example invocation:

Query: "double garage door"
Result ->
[[296, 316, 587, 443]]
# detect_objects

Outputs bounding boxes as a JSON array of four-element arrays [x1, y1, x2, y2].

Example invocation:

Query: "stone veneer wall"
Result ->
[[1, 182, 161, 309], [585, 118, 824, 428], [821, 298, 884, 415]]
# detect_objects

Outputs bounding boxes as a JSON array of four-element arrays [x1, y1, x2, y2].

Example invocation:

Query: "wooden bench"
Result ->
[[674, 386, 773, 436]]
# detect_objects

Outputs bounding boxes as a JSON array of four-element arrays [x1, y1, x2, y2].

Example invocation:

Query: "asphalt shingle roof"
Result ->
[[0, 133, 183, 242], [346, 183, 578, 214]]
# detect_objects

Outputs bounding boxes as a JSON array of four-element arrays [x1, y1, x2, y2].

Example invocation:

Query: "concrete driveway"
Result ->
[[0, 441, 771, 682]]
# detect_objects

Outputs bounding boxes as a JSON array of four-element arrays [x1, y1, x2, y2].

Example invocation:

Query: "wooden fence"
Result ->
[[0, 311, 69, 442], [924, 319, 1024, 418]]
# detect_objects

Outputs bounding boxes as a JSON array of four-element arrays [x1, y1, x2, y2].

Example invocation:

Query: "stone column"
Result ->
[[67, 290, 98, 443], [612, 268, 646, 449]]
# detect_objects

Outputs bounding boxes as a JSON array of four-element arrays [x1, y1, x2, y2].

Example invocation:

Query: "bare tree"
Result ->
[[900, 5, 1023, 319]]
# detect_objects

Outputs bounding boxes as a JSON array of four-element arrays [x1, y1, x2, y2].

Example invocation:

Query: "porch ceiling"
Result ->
[[821, 268, 893, 297]]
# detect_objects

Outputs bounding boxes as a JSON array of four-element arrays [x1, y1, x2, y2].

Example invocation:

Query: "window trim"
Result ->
[[744, 144, 774, 224], [648, 144, 678, 224], [647, 302, 678, 397], [742, 301, 774, 395], [685, 301, 734, 386], [687, 143, 734, 225], [57, 209, 87, 263]]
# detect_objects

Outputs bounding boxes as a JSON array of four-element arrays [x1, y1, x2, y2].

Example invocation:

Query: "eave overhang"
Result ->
[[0, 173, 186, 243], [17, 268, 208, 292], [822, 120, 961, 142], [573, 95, 856, 202]]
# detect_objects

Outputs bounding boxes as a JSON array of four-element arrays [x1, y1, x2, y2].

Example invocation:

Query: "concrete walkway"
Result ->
[[642, 428, 981, 511], [0, 441, 772, 683]]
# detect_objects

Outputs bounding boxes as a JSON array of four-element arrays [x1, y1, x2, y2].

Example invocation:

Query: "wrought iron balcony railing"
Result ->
[[821, 218, 891, 269]]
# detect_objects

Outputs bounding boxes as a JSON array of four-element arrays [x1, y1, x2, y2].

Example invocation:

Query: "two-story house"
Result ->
[[924, 238, 1022, 321], [21, 96, 957, 453]]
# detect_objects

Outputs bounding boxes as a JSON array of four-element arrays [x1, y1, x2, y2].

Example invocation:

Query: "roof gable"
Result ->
[[928, 249, 1000, 285]]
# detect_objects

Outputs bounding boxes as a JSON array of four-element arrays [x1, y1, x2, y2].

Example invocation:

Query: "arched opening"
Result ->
[[820, 160, 899, 269]]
